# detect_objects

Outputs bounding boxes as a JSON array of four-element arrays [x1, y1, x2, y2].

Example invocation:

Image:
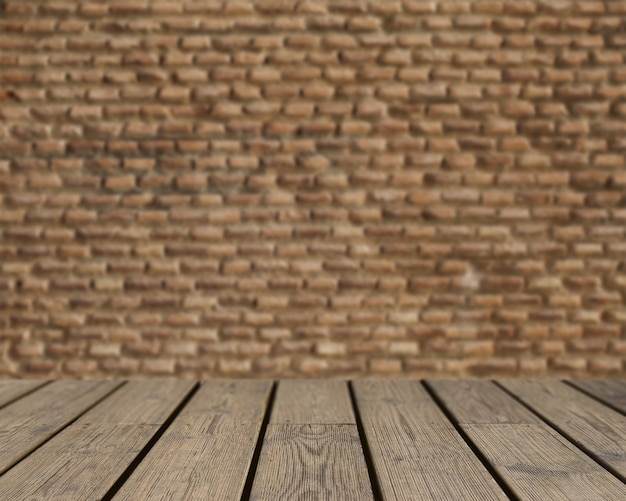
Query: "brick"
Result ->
[[158, 87, 190, 102]]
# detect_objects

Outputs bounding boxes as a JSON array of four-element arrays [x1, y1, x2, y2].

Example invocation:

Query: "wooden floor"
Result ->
[[0, 380, 624, 500]]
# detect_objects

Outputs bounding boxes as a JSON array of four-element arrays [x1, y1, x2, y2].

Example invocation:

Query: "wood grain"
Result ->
[[0, 380, 121, 475], [427, 379, 537, 424], [353, 380, 507, 500], [269, 380, 355, 424], [251, 380, 373, 500], [113, 380, 272, 501], [0, 380, 48, 409], [429, 380, 626, 500], [1, 379, 624, 499], [568, 380, 626, 415], [0, 380, 194, 500], [499, 379, 626, 478], [251, 424, 373, 501]]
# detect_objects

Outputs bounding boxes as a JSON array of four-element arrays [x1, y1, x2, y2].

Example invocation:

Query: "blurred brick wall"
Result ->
[[1, 0, 625, 378]]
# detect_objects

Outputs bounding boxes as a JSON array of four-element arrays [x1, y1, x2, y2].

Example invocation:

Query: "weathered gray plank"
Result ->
[[0, 380, 121, 475], [353, 380, 507, 500], [251, 380, 373, 500], [113, 380, 272, 501], [429, 379, 536, 425], [568, 380, 626, 415], [270, 380, 355, 424], [428, 380, 626, 500], [0, 380, 194, 500], [252, 424, 372, 501], [0, 380, 48, 409], [499, 379, 626, 479]]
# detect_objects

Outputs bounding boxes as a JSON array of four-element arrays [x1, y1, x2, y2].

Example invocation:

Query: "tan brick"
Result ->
[[369, 358, 402, 374], [388, 342, 419, 356], [296, 357, 329, 374], [142, 359, 176, 375]]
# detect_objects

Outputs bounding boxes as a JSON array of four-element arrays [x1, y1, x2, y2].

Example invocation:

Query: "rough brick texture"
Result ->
[[1, 0, 625, 378]]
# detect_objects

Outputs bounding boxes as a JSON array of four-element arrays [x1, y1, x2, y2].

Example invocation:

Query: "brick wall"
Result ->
[[1, 0, 625, 378]]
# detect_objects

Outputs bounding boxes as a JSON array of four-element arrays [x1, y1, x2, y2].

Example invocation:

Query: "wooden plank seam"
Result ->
[[0, 381, 124, 477], [100, 381, 201, 501], [421, 380, 521, 501], [564, 381, 626, 417], [0, 381, 50, 410], [494, 380, 626, 484], [347, 381, 384, 501], [239, 380, 278, 501]]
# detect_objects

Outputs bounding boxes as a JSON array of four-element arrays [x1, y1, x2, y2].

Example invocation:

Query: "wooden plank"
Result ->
[[499, 379, 626, 479], [568, 380, 626, 415], [353, 380, 508, 500], [428, 379, 536, 425], [270, 380, 355, 424], [428, 380, 626, 500], [113, 380, 272, 501], [251, 424, 373, 501], [0, 380, 194, 500], [0, 380, 48, 409], [250, 380, 373, 500], [0, 380, 121, 475]]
